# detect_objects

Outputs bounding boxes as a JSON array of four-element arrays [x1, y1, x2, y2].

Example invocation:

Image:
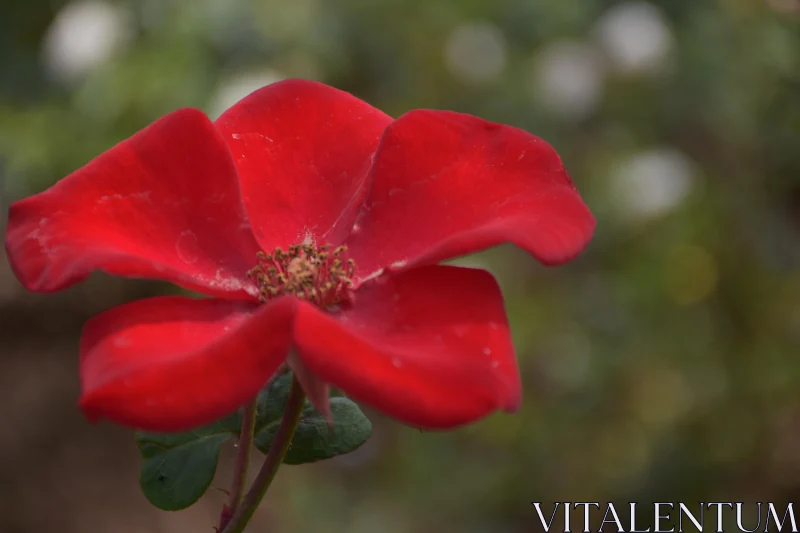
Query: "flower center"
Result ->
[[246, 244, 356, 307]]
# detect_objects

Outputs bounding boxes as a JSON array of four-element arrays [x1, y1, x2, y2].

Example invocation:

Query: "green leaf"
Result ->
[[254, 397, 373, 465], [136, 430, 234, 511], [135, 373, 372, 510], [254, 373, 294, 429], [134, 377, 287, 512]]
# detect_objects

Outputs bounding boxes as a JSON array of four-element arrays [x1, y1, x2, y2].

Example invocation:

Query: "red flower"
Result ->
[[4, 79, 594, 432]]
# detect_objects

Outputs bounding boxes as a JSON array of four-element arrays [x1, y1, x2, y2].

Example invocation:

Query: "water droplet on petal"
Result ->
[[176, 231, 199, 264]]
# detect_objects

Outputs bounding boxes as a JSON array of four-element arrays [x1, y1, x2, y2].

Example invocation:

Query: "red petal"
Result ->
[[79, 296, 295, 432], [214, 79, 392, 250], [288, 353, 332, 423], [345, 110, 596, 281], [292, 265, 521, 429], [5, 109, 263, 298]]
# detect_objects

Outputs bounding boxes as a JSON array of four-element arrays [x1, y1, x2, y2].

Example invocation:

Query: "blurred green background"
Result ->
[[2, 0, 800, 532]]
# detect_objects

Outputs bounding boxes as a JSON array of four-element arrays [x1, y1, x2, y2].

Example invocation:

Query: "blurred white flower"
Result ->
[[610, 148, 695, 220], [530, 40, 605, 120], [444, 22, 508, 84], [207, 69, 286, 119], [42, 0, 134, 84], [595, 2, 674, 75]]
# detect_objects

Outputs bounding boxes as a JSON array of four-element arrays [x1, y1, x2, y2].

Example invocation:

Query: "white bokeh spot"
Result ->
[[531, 40, 605, 120], [610, 148, 696, 220], [42, 0, 134, 84], [595, 2, 674, 75], [444, 21, 508, 84]]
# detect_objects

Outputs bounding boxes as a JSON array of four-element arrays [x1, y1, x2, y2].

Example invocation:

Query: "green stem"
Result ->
[[220, 376, 306, 533], [227, 400, 258, 515]]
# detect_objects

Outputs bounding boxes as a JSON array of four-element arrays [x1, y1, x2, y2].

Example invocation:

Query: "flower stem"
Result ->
[[220, 376, 306, 533], [227, 400, 258, 516]]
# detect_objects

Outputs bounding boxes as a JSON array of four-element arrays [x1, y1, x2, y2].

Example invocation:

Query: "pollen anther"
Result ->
[[246, 243, 356, 307]]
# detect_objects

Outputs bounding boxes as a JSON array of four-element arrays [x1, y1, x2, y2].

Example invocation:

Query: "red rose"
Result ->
[[4, 79, 594, 432]]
